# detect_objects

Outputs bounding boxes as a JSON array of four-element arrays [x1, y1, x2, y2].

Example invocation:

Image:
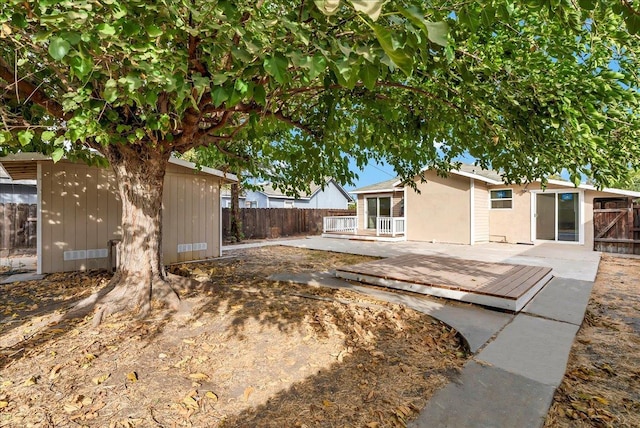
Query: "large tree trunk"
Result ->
[[230, 181, 243, 242], [90, 144, 180, 325]]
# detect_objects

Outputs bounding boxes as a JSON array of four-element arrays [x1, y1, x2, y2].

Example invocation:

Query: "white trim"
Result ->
[[546, 178, 640, 198], [450, 169, 502, 185], [403, 186, 408, 240], [167, 156, 237, 182], [470, 178, 475, 245], [391, 169, 502, 188], [351, 188, 399, 194], [36, 163, 42, 275], [531, 189, 584, 245], [218, 183, 223, 257]]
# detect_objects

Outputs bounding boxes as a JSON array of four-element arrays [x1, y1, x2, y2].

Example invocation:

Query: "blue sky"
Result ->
[[345, 159, 397, 191], [346, 153, 477, 191]]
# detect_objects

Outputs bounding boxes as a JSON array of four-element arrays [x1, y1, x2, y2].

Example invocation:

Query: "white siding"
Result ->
[[474, 181, 490, 243]]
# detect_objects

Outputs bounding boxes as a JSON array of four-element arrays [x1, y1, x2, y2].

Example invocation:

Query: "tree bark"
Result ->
[[230, 181, 243, 242], [90, 143, 180, 325]]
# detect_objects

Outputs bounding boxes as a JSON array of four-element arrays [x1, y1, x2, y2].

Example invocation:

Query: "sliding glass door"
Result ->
[[366, 196, 391, 229], [535, 192, 580, 242]]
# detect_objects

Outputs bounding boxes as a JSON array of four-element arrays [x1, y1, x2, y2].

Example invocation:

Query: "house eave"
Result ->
[[545, 179, 640, 198]]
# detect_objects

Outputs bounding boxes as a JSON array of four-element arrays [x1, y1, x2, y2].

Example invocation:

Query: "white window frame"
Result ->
[[530, 189, 584, 245], [364, 194, 393, 230], [489, 188, 513, 210], [283, 200, 294, 208]]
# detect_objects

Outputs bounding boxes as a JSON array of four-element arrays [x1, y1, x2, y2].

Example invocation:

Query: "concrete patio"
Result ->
[[244, 236, 600, 428]]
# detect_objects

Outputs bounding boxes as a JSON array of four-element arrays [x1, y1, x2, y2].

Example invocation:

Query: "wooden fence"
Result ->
[[0, 203, 37, 255], [222, 208, 355, 241], [593, 197, 640, 255]]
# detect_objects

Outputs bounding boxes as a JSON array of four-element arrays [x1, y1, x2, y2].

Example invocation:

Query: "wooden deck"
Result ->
[[335, 254, 553, 312]]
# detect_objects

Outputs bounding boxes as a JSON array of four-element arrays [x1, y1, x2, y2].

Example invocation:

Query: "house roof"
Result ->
[[352, 164, 640, 198], [546, 179, 640, 198], [350, 177, 402, 194], [0, 152, 237, 183], [253, 178, 353, 201]]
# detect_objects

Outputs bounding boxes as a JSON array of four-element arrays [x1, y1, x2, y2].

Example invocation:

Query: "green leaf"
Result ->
[[11, 13, 27, 28], [264, 54, 289, 84], [97, 23, 116, 36], [360, 63, 378, 90], [146, 24, 163, 37], [371, 24, 413, 76], [254, 85, 266, 106], [350, 0, 385, 21], [48, 37, 71, 60], [103, 79, 118, 103], [70, 56, 93, 79], [41, 131, 56, 141], [314, 0, 340, 15], [426, 22, 449, 47], [211, 87, 228, 107], [17, 130, 34, 146], [308, 55, 327, 80], [51, 147, 65, 163]]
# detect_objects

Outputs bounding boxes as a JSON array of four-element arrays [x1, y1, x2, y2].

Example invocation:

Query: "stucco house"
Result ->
[[221, 178, 353, 209], [323, 164, 640, 249], [0, 153, 236, 274]]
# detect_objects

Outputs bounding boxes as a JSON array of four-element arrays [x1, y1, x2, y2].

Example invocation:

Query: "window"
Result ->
[[490, 189, 513, 209], [245, 200, 257, 208], [283, 200, 294, 208]]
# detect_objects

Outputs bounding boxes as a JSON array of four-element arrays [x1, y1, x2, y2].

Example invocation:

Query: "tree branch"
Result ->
[[0, 57, 68, 120]]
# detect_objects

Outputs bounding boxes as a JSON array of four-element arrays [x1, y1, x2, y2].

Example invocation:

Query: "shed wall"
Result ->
[[39, 161, 221, 273]]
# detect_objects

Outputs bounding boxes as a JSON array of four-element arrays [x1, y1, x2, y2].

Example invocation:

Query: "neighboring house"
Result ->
[[0, 153, 236, 274], [0, 167, 37, 204], [341, 164, 640, 249], [221, 178, 353, 209]]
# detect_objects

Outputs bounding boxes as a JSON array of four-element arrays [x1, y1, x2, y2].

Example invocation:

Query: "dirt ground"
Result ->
[[0, 246, 468, 427], [545, 255, 640, 428]]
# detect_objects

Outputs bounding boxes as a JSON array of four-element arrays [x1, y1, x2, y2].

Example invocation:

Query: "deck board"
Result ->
[[335, 254, 552, 312]]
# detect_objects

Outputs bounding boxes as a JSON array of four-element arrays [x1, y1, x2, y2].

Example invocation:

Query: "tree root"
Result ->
[[65, 273, 187, 327]]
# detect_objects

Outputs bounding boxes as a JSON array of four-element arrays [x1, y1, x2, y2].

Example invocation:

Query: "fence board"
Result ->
[[593, 198, 640, 255], [222, 208, 354, 241]]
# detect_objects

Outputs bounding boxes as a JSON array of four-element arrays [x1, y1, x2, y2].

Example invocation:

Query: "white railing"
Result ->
[[376, 217, 405, 236], [323, 216, 358, 234]]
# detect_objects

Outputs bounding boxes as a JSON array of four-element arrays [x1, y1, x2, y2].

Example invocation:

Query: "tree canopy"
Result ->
[[1, 0, 639, 189], [1, 0, 639, 321]]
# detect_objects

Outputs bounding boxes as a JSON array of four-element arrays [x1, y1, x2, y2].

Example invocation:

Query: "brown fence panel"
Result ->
[[593, 197, 640, 255], [222, 208, 355, 242], [0, 203, 38, 255]]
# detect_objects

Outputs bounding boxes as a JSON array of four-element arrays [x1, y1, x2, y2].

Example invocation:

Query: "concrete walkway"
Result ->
[[229, 237, 600, 428]]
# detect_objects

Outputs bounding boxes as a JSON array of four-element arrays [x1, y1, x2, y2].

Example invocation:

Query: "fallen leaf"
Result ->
[[183, 395, 199, 410], [23, 376, 37, 386], [92, 373, 111, 385], [0, 401, 8, 408], [64, 403, 82, 413], [189, 373, 209, 381], [593, 396, 609, 405], [126, 372, 138, 382], [205, 391, 218, 402], [49, 364, 63, 380], [243, 386, 254, 401]]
